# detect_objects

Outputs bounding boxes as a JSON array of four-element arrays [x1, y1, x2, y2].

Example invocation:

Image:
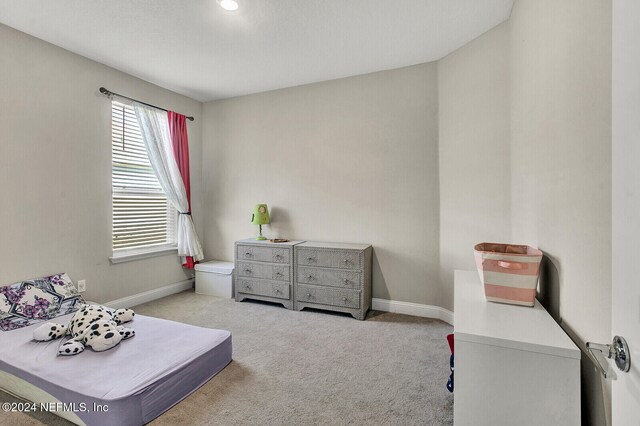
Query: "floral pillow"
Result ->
[[0, 273, 85, 331]]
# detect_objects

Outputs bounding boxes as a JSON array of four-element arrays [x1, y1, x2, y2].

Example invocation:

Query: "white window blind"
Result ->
[[112, 101, 176, 251]]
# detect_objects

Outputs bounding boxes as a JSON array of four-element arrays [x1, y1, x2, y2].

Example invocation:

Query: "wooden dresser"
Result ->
[[453, 270, 580, 425], [234, 239, 303, 309], [294, 241, 372, 320]]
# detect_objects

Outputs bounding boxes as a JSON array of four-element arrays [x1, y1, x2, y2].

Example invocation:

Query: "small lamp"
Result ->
[[251, 204, 270, 240]]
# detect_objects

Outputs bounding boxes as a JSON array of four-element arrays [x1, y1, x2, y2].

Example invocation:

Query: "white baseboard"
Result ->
[[105, 278, 194, 309], [102, 283, 454, 324], [372, 298, 454, 325]]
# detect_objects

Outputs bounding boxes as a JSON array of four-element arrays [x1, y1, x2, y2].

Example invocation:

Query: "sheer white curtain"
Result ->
[[133, 103, 204, 262]]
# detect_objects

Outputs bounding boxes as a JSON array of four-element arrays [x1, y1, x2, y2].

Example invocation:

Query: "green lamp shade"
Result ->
[[251, 204, 270, 225]]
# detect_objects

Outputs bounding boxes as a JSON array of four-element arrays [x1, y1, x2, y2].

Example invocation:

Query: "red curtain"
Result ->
[[167, 111, 196, 269]]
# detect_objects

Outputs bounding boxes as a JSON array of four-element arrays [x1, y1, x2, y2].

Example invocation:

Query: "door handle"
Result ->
[[586, 336, 630, 380]]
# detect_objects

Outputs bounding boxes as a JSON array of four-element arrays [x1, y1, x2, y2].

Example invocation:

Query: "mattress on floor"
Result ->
[[0, 313, 232, 426]]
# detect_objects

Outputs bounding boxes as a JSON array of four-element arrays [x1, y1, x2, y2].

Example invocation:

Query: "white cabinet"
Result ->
[[453, 270, 580, 426]]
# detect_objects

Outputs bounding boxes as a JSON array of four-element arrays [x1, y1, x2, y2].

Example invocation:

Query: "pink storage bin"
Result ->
[[473, 243, 543, 307]]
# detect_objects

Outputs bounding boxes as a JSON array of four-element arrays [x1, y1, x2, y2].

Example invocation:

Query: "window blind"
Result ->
[[112, 101, 176, 251]]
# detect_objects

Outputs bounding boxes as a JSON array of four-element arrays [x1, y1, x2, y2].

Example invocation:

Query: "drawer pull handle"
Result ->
[[244, 269, 252, 274], [307, 257, 315, 262], [275, 272, 282, 276], [275, 254, 282, 259], [308, 275, 314, 280], [275, 289, 281, 294], [342, 297, 348, 302], [245, 252, 252, 256], [245, 285, 251, 290], [306, 293, 311, 298], [343, 259, 349, 264], [343, 279, 349, 284]]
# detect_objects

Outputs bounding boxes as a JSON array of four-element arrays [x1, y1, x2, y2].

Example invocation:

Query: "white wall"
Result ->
[[0, 23, 204, 303], [437, 22, 511, 311], [202, 64, 440, 305], [509, 0, 612, 424]]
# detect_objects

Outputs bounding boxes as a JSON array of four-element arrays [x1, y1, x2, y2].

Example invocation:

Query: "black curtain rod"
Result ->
[[99, 87, 195, 121]]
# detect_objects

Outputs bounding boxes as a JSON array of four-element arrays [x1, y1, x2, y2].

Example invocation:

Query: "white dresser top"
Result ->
[[298, 241, 371, 250], [454, 270, 580, 360]]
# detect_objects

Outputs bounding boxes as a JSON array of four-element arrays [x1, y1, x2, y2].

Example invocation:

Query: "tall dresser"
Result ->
[[294, 242, 372, 320], [234, 239, 304, 309]]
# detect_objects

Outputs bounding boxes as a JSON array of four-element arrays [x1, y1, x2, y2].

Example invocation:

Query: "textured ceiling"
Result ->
[[0, 0, 513, 102]]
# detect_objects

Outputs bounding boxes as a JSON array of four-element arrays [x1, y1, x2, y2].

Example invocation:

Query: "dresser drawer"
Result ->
[[237, 278, 290, 300], [295, 284, 360, 309], [237, 262, 289, 282], [296, 248, 362, 270], [237, 244, 290, 264], [296, 266, 361, 290]]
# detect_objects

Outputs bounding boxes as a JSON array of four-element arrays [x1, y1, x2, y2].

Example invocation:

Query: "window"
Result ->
[[111, 101, 176, 257]]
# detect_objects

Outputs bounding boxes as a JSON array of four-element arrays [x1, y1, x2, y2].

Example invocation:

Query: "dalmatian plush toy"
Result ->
[[33, 304, 135, 356]]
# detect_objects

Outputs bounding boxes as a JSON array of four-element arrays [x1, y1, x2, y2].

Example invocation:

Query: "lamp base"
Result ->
[[255, 223, 267, 240]]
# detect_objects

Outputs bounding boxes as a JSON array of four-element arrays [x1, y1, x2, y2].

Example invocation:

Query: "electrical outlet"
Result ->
[[77, 280, 86, 292]]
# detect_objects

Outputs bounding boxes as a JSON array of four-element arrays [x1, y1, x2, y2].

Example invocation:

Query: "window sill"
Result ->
[[110, 245, 178, 264]]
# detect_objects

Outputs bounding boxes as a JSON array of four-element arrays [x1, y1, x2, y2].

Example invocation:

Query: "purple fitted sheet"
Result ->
[[0, 313, 232, 426]]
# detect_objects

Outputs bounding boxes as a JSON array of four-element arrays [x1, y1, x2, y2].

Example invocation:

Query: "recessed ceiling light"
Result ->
[[219, 0, 239, 11]]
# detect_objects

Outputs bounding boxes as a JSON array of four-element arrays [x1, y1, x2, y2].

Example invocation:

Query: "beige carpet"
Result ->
[[0, 291, 453, 425]]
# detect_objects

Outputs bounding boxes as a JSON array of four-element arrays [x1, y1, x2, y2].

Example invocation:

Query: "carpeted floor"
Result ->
[[0, 291, 453, 425]]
